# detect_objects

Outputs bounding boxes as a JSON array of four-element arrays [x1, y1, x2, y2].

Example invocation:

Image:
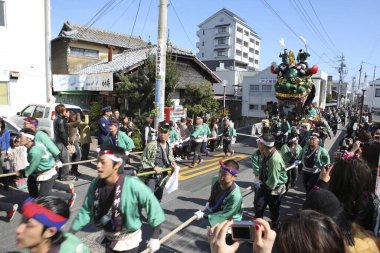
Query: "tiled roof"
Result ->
[[56, 21, 148, 49], [77, 44, 222, 83], [76, 46, 155, 74]]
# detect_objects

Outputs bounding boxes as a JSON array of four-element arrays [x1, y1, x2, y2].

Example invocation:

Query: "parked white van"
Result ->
[[10, 103, 83, 138]]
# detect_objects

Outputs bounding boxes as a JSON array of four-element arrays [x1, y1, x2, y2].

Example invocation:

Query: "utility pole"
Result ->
[[154, 0, 168, 129], [351, 76, 356, 107], [356, 62, 363, 112], [337, 54, 346, 108], [44, 0, 53, 103], [370, 66, 377, 112]]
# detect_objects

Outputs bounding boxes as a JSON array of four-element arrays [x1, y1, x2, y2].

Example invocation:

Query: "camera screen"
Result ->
[[232, 226, 251, 240]]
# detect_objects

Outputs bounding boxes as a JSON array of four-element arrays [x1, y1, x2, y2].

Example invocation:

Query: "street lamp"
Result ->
[[222, 80, 228, 116], [359, 87, 367, 124]]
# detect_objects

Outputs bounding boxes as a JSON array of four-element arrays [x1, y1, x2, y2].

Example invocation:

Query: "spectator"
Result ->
[[0, 117, 11, 191], [53, 104, 75, 181], [120, 116, 133, 137], [277, 210, 348, 253], [9, 136, 28, 189], [79, 112, 91, 161], [143, 116, 157, 147], [209, 118, 219, 152], [67, 111, 82, 179], [112, 109, 121, 122], [316, 157, 375, 231], [98, 106, 112, 145]]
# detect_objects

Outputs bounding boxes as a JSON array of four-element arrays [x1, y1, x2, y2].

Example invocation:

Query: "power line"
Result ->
[[169, 0, 197, 52], [85, 0, 118, 27], [109, 0, 138, 29], [140, 0, 153, 37], [306, 0, 341, 54], [259, 0, 336, 69]]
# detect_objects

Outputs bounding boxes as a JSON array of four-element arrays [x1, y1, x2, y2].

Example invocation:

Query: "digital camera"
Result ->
[[231, 220, 256, 242]]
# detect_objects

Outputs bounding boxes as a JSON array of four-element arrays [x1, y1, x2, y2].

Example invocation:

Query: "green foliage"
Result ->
[[182, 81, 219, 117], [130, 128, 143, 151], [115, 51, 179, 116], [89, 101, 103, 132]]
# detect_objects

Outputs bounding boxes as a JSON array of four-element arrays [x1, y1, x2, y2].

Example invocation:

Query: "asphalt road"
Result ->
[[0, 126, 344, 253]]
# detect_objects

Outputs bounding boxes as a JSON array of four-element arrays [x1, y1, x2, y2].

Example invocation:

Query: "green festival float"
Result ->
[[270, 38, 318, 118]]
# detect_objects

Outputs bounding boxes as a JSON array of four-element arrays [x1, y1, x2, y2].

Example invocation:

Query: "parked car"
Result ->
[[2, 116, 21, 138], [10, 103, 83, 139]]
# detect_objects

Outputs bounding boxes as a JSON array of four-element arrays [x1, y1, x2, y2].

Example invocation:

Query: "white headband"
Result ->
[[21, 132, 35, 140], [104, 154, 123, 163], [258, 138, 275, 147]]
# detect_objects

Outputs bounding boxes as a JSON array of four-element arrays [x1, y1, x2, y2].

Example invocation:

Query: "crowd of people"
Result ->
[[2, 101, 380, 253]]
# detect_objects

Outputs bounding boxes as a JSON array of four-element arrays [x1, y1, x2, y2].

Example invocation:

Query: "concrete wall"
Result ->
[[0, 0, 48, 116]]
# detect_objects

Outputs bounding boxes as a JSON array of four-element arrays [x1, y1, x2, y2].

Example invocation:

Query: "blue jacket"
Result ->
[[0, 129, 10, 151], [98, 116, 110, 145]]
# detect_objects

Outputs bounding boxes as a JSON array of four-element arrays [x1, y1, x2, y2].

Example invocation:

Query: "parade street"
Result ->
[[0, 126, 343, 253]]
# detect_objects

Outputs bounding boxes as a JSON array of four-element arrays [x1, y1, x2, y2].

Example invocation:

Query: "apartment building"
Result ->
[[196, 8, 261, 71]]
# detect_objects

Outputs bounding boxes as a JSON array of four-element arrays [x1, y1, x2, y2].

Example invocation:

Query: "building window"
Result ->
[[244, 30, 249, 36], [202, 41, 204, 46], [202, 52, 204, 57], [249, 47, 254, 53], [254, 50, 259, 55], [237, 27, 243, 33], [256, 41, 260, 46], [236, 38, 242, 45], [249, 84, 260, 92], [70, 47, 99, 59], [250, 38, 255, 43], [261, 105, 266, 110], [202, 30, 205, 35], [375, 89, 380, 97], [236, 50, 242, 56], [262, 85, 272, 92], [254, 59, 259, 64], [243, 41, 249, 47], [249, 104, 259, 110], [216, 50, 227, 57], [0, 82, 8, 105], [0, 1, 5, 27], [249, 57, 254, 63], [243, 52, 248, 58], [217, 26, 227, 34], [217, 38, 227, 45]]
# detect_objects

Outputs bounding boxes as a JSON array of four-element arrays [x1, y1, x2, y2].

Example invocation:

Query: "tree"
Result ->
[[115, 50, 179, 115], [182, 81, 219, 117]]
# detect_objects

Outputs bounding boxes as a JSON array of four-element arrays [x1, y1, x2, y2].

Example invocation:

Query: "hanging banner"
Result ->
[[53, 73, 113, 91]]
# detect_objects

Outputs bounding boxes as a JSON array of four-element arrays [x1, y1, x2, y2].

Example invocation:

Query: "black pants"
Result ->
[[254, 186, 283, 225], [81, 143, 90, 160], [28, 174, 73, 200], [286, 166, 298, 189], [222, 139, 233, 155], [146, 177, 164, 201], [57, 142, 70, 178], [192, 142, 202, 165], [302, 171, 319, 195]]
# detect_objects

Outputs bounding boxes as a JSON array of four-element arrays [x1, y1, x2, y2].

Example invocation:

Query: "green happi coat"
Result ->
[[59, 233, 90, 253], [251, 150, 288, 190], [301, 145, 330, 171], [280, 143, 303, 166], [104, 131, 135, 151], [35, 130, 60, 157], [141, 141, 174, 169], [71, 176, 165, 233], [169, 129, 180, 145], [25, 142, 55, 177], [207, 176, 242, 227], [191, 124, 206, 141]]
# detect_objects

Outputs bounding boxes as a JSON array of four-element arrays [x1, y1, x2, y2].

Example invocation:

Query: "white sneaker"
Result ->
[[177, 157, 182, 161]]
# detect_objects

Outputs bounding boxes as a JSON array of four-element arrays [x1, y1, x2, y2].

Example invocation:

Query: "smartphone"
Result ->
[[231, 220, 255, 242]]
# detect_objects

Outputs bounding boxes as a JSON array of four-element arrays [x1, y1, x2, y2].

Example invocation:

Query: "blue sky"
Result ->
[[51, 0, 380, 89]]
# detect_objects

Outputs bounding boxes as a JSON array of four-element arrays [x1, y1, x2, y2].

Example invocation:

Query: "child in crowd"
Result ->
[[8, 136, 28, 189]]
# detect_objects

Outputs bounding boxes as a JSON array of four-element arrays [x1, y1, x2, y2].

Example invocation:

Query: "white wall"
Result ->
[[312, 70, 328, 109], [364, 79, 380, 112], [0, 0, 47, 117]]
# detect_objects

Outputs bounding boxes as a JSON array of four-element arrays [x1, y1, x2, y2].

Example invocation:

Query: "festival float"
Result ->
[[270, 38, 318, 118]]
